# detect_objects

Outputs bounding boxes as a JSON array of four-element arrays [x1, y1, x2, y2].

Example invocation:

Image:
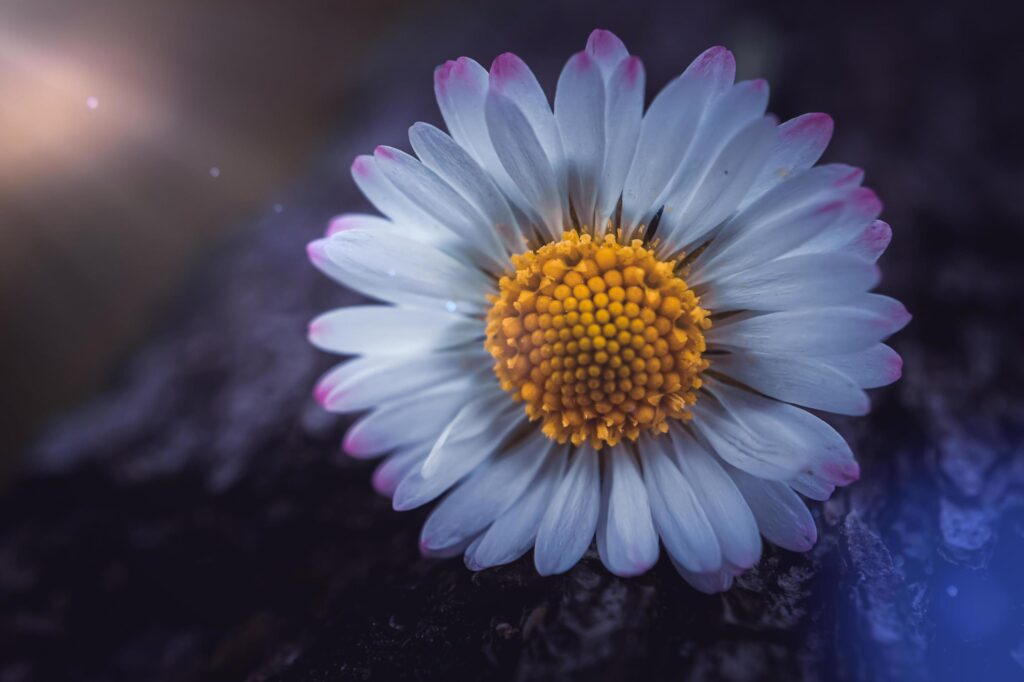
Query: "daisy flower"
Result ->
[[306, 29, 908, 592]]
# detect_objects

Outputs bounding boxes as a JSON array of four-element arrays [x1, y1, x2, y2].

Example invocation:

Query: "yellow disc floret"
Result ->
[[485, 230, 711, 449]]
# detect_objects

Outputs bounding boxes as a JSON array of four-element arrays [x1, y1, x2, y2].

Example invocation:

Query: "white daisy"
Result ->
[[306, 29, 909, 592]]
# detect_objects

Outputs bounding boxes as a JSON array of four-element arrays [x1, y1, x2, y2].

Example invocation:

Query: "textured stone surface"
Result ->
[[3, 0, 1024, 680]]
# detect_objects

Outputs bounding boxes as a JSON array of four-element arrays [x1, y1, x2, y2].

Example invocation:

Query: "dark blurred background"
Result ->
[[2, 0, 1023, 680], [0, 0, 424, 475]]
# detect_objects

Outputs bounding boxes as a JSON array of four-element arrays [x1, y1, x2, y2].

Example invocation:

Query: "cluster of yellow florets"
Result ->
[[485, 230, 711, 449]]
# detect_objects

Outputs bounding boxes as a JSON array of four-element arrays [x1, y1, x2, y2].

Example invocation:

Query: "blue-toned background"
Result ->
[[1, 0, 1022, 680]]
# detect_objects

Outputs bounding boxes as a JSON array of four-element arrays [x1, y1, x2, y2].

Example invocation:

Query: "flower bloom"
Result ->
[[307, 29, 908, 592]]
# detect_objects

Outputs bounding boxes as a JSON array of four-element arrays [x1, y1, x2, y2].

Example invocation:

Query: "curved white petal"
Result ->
[[819, 343, 903, 389], [640, 436, 721, 573], [741, 112, 834, 209], [343, 376, 482, 456], [596, 446, 659, 577], [489, 53, 565, 172], [393, 394, 522, 511], [313, 229, 494, 313], [843, 219, 893, 262], [669, 431, 762, 569], [596, 56, 644, 230], [466, 446, 568, 570], [420, 391, 519, 479], [689, 395, 805, 480], [700, 252, 879, 312], [691, 163, 867, 282], [371, 445, 429, 496], [704, 378, 861, 487], [325, 212, 393, 237], [727, 465, 817, 552], [710, 351, 871, 416], [319, 349, 489, 414], [585, 29, 629, 74], [658, 114, 777, 252], [620, 46, 735, 232], [534, 446, 601, 576], [486, 88, 564, 239], [434, 57, 535, 216], [555, 51, 605, 228], [408, 122, 527, 253], [308, 305, 483, 356], [420, 429, 553, 553], [706, 301, 909, 356], [789, 472, 836, 501], [373, 146, 508, 272], [350, 155, 443, 239]]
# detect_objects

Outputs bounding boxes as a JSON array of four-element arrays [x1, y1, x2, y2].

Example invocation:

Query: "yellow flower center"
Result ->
[[485, 230, 711, 449]]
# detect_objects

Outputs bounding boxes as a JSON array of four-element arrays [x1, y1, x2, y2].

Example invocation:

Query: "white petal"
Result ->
[[699, 252, 879, 312], [789, 472, 836, 501], [727, 465, 817, 552], [585, 29, 629, 74], [420, 391, 518, 478], [669, 431, 762, 569], [408, 122, 527, 253], [325, 212, 393, 237], [314, 229, 493, 312], [819, 344, 903, 389], [486, 88, 563, 239], [658, 114, 777, 252], [555, 51, 605, 228], [350, 155, 443, 239], [706, 303, 908, 356], [372, 445, 429, 496], [691, 164, 866, 282], [373, 146, 507, 272], [308, 305, 482, 356], [596, 447, 659, 577], [534, 446, 601, 576], [434, 58, 494, 167], [842, 219, 892, 262], [852, 293, 913, 329], [595, 56, 644, 230], [740, 113, 834, 209], [343, 376, 482, 456], [620, 46, 735, 231], [640, 436, 721, 572], [420, 429, 553, 553], [466, 447, 568, 570], [703, 378, 861, 487], [689, 396, 804, 480], [393, 394, 522, 511], [489, 53, 565, 171], [793, 187, 885, 256], [319, 349, 489, 414], [710, 351, 871, 416]]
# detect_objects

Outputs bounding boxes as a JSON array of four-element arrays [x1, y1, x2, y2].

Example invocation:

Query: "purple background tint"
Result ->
[[2, 0, 1024, 680]]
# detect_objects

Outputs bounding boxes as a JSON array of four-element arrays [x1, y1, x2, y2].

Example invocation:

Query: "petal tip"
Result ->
[[586, 28, 626, 59], [306, 240, 327, 266], [374, 145, 397, 161], [490, 52, 525, 82]]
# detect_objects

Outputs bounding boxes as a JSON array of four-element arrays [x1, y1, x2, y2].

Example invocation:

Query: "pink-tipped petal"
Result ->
[[489, 52, 530, 93], [683, 45, 736, 92], [834, 165, 865, 187], [305, 240, 328, 267], [888, 352, 904, 382], [585, 29, 629, 72], [854, 219, 893, 261]]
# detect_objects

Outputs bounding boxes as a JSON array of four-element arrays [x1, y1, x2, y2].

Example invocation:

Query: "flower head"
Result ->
[[307, 29, 908, 591]]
